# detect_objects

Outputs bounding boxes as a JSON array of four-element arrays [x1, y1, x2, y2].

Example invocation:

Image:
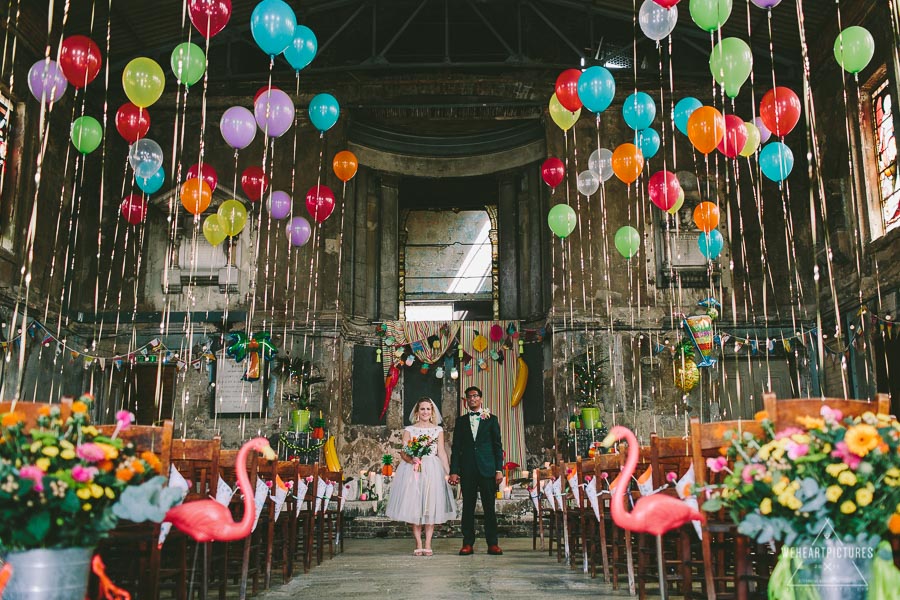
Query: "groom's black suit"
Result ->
[[450, 410, 503, 547]]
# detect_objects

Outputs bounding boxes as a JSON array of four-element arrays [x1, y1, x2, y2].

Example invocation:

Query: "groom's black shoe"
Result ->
[[459, 545, 474, 555], [487, 545, 503, 555]]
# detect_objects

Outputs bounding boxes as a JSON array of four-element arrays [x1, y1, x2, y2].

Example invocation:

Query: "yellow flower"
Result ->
[[105, 487, 115, 499], [844, 424, 881, 457], [826, 486, 843, 502], [59, 440, 74, 450], [90, 483, 104, 498], [796, 415, 825, 429], [837, 471, 858, 486], [856, 488, 873, 507], [30, 441, 42, 453], [760, 498, 773, 515], [826, 463, 849, 477], [95, 443, 118, 460], [35, 458, 51, 472], [80, 425, 99, 437], [82, 503, 92, 511], [41, 446, 59, 457], [60, 449, 75, 460], [76, 487, 91, 500], [840, 500, 857, 514], [772, 478, 790, 496], [888, 468, 900, 479]]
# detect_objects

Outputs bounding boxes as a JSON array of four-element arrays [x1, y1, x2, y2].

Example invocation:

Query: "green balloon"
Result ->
[[70, 116, 103, 154], [689, 0, 732, 33], [217, 199, 248, 237], [709, 37, 753, 98], [122, 57, 165, 108], [614, 226, 641, 259], [548, 204, 577, 238], [202, 214, 228, 246], [171, 42, 206, 87], [834, 26, 874, 74]]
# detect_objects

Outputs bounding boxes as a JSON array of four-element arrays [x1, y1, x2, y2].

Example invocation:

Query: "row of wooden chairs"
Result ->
[[531, 392, 891, 600]]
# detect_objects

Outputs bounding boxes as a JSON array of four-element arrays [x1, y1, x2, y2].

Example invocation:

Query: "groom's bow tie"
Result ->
[[468, 411, 482, 417]]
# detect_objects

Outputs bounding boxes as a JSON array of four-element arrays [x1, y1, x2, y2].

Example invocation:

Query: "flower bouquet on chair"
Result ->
[[403, 434, 437, 475]]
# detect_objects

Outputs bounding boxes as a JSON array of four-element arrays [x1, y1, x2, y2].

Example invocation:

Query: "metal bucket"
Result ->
[[0, 547, 93, 600]]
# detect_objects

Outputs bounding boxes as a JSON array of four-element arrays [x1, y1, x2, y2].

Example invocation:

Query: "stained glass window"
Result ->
[[0, 94, 9, 197], [873, 79, 899, 235]]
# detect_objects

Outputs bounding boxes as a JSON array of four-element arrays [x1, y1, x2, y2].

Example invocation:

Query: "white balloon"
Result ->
[[128, 138, 164, 179], [638, 0, 678, 42], [589, 148, 614, 182], [576, 170, 600, 197]]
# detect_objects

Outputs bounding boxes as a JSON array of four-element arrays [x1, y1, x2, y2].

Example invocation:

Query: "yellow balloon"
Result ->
[[549, 93, 581, 131], [667, 188, 685, 215], [202, 214, 227, 246], [122, 57, 165, 108], [739, 121, 761, 157], [217, 199, 248, 237]]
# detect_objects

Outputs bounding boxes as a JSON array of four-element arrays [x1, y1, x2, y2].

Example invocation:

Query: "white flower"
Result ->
[[480, 409, 491, 421]]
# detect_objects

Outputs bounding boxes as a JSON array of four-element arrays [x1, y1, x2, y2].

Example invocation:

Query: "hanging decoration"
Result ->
[[225, 332, 278, 382]]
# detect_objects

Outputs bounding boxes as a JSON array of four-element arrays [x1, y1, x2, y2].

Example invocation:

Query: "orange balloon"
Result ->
[[693, 201, 720, 232], [687, 106, 725, 155], [333, 150, 358, 182], [181, 178, 212, 215], [611, 143, 645, 184]]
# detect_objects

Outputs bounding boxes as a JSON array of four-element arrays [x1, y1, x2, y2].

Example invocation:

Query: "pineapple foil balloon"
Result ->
[[675, 358, 700, 392]]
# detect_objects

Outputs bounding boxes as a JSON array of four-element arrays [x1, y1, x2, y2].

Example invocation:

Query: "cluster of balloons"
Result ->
[[693, 201, 724, 259], [249, 0, 318, 73], [219, 87, 339, 145], [548, 65, 616, 131], [203, 199, 248, 246]]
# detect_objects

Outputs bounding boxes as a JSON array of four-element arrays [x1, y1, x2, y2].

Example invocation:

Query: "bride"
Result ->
[[385, 397, 458, 555]]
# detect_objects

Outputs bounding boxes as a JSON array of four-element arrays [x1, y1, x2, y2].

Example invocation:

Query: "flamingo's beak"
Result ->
[[600, 433, 617, 448], [260, 445, 277, 460]]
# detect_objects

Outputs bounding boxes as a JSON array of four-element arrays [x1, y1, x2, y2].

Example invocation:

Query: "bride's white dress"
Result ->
[[385, 425, 458, 525]]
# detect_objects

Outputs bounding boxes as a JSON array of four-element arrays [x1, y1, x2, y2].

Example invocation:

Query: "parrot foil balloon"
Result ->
[[226, 331, 278, 381]]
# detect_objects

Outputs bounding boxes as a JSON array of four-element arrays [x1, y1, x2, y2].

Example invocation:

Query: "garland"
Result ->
[[279, 432, 327, 454]]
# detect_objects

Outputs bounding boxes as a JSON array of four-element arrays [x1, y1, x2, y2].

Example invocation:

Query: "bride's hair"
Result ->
[[408, 397, 443, 425]]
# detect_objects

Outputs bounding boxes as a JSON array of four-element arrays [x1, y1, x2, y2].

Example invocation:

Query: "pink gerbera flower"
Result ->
[[76, 443, 106, 463], [19, 466, 45, 492], [831, 441, 863, 470], [71, 465, 96, 483]]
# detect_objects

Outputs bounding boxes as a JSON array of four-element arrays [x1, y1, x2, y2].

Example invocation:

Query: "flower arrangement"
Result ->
[[0, 395, 171, 551], [701, 406, 900, 547], [403, 434, 437, 472]]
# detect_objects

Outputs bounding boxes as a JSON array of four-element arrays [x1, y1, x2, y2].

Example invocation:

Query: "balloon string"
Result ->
[[303, 134, 327, 355], [570, 124, 588, 319], [331, 178, 349, 371]]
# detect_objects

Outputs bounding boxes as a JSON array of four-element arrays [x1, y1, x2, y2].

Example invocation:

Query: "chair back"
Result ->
[[219, 447, 260, 516], [0, 399, 73, 430], [649, 434, 692, 490], [763, 392, 891, 430], [689, 417, 763, 487], [171, 436, 221, 501], [98, 420, 174, 476]]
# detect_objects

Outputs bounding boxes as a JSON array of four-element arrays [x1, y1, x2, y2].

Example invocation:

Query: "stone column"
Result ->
[[498, 171, 519, 320], [378, 174, 400, 321]]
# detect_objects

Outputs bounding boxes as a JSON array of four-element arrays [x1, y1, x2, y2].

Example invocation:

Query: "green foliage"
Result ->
[[572, 348, 609, 408]]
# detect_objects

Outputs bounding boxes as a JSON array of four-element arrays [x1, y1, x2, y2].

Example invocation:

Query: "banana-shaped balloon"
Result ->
[[511, 357, 528, 407], [324, 437, 342, 472]]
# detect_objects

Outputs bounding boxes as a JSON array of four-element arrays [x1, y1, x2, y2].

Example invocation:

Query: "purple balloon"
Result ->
[[287, 216, 311, 247], [220, 106, 257, 149], [254, 89, 294, 137], [750, 0, 782, 8], [267, 190, 292, 220], [28, 59, 68, 104], [754, 116, 772, 144]]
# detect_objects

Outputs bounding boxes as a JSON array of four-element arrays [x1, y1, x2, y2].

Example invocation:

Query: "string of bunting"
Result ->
[[279, 432, 327, 455]]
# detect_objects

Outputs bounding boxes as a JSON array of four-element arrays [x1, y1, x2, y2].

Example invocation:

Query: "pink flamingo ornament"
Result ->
[[602, 426, 705, 599], [164, 437, 276, 542]]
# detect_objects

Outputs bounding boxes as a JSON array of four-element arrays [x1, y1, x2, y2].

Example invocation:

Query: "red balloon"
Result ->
[[115, 103, 150, 143], [188, 0, 232, 38], [652, 0, 681, 7], [120, 194, 147, 225], [759, 87, 801, 137], [717, 115, 749, 159], [305, 184, 336, 223], [254, 85, 281, 105], [555, 69, 583, 112], [240, 166, 269, 202], [59, 35, 102, 88], [541, 157, 565, 188], [647, 171, 681, 212], [186, 163, 218, 192]]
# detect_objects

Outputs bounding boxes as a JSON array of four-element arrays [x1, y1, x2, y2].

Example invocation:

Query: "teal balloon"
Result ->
[[70, 115, 102, 154], [698, 229, 724, 259], [709, 37, 753, 98], [170, 42, 206, 86], [623, 92, 656, 130], [136, 166, 165, 194], [284, 25, 317, 71], [577, 66, 616, 113], [673, 97, 702, 135], [634, 128, 661, 160], [759, 141, 794, 182], [250, 0, 297, 57], [548, 204, 577, 238], [689, 0, 733, 33], [614, 226, 641, 259], [308, 93, 340, 132], [834, 26, 875, 74]]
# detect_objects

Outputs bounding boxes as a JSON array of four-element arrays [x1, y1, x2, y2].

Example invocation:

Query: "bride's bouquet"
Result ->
[[404, 434, 437, 473]]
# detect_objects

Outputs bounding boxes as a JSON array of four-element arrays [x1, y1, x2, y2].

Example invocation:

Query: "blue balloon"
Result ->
[[250, 0, 297, 57], [759, 141, 794, 182], [308, 93, 340, 132], [698, 229, 724, 260], [283, 25, 317, 71], [673, 97, 702, 136], [577, 66, 616, 113], [622, 91, 656, 130], [633, 128, 661, 160], [135, 166, 165, 195]]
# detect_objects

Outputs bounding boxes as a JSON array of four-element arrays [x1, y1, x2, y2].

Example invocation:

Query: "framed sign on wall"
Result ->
[[210, 351, 268, 417]]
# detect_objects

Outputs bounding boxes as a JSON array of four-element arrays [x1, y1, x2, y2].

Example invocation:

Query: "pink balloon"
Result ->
[[541, 157, 565, 188], [652, 0, 681, 7], [647, 171, 681, 212], [188, 0, 232, 38], [186, 163, 218, 192], [717, 115, 749, 159], [305, 185, 335, 223]]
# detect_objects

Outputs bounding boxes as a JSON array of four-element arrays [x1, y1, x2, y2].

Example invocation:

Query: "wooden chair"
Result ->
[[256, 458, 300, 589], [762, 392, 891, 430], [588, 451, 622, 585], [316, 468, 343, 563], [537, 464, 564, 562], [0, 399, 72, 429], [690, 417, 768, 600], [568, 456, 597, 575], [293, 463, 319, 573], [94, 421, 174, 600]]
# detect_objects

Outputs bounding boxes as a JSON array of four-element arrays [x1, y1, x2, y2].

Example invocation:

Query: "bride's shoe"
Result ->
[[413, 549, 424, 556], [422, 549, 433, 556]]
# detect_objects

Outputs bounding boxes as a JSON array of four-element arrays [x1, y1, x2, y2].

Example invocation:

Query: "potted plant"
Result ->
[[283, 359, 324, 433], [0, 395, 177, 599], [573, 351, 607, 430]]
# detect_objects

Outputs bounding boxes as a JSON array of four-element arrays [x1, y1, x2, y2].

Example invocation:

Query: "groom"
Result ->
[[449, 385, 504, 555]]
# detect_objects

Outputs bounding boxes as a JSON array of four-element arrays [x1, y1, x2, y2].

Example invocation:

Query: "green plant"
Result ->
[[572, 349, 609, 408], [279, 357, 325, 410]]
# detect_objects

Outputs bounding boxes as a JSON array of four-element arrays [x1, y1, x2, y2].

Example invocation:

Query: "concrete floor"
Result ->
[[253, 538, 635, 599]]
